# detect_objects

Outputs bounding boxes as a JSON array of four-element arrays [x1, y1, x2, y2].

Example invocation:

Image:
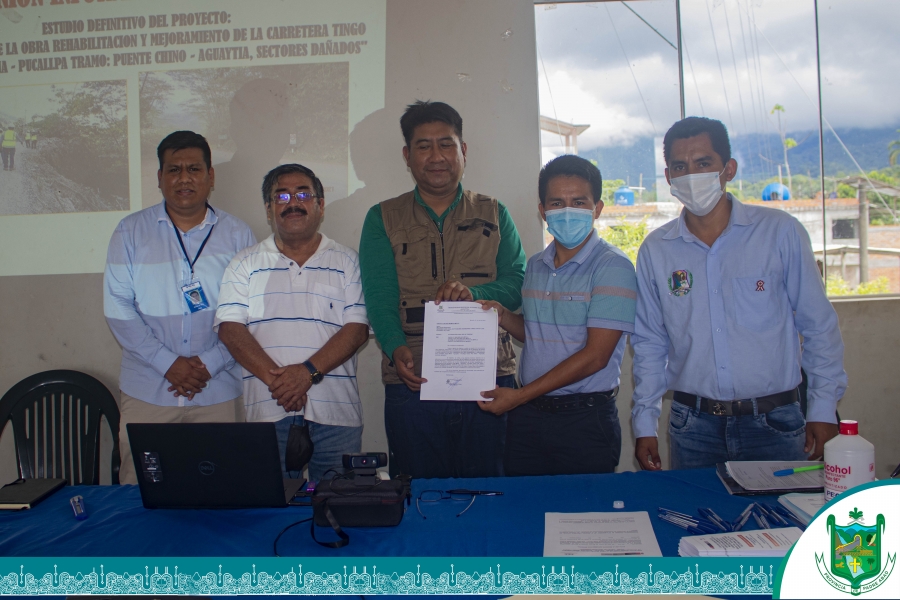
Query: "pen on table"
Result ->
[[753, 510, 771, 529], [771, 504, 807, 530], [891, 462, 900, 479], [699, 508, 731, 532], [446, 490, 503, 496], [705, 508, 732, 531], [732, 504, 756, 531], [659, 514, 719, 534], [759, 504, 790, 527], [657, 515, 712, 536], [658, 509, 720, 532], [658, 507, 697, 520], [773, 464, 824, 477], [657, 512, 714, 529], [755, 503, 785, 526]]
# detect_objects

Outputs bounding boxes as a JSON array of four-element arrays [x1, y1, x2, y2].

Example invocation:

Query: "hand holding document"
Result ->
[[543, 512, 662, 557], [420, 301, 498, 401]]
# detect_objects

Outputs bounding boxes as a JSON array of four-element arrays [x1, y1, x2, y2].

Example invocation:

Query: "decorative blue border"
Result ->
[[1, 558, 777, 595]]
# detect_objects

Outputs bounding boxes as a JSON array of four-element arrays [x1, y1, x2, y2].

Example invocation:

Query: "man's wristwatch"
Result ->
[[302, 360, 324, 384]]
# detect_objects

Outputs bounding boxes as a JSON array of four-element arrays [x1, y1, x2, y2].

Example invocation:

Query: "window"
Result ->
[[536, 0, 900, 297]]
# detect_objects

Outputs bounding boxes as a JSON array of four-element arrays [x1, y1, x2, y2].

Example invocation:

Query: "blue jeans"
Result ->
[[669, 399, 808, 470], [274, 415, 362, 482], [383, 375, 514, 479]]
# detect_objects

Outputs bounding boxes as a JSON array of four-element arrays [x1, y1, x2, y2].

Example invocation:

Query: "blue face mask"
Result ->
[[545, 207, 595, 249]]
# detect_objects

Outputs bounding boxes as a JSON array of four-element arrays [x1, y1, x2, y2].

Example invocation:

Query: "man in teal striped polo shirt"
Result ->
[[478, 155, 637, 475]]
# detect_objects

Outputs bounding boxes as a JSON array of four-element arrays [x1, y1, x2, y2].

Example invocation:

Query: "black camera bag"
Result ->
[[311, 475, 411, 548]]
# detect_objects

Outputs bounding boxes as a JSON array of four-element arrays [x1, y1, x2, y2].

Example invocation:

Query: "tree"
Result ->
[[889, 129, 900, 166], [771, 104, 793, 196], [598, 217, 649, 264]]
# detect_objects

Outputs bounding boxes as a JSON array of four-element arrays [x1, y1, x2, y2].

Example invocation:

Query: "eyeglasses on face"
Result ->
[[272, 191, 319, 204]]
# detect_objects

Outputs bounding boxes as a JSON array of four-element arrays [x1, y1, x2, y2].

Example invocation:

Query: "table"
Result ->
[[0, 468, 784, 557]]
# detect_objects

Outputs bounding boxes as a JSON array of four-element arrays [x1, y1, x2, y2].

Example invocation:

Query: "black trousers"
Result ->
[[0, 147, 14, 170], [504, 397, 621, 476]]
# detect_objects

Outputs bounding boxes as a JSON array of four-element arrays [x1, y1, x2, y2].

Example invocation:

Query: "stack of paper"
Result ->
[[678, 527, 803, 557], [778, 493, 825, 525], [543, 512, 662, 557], [725, 461, 824, 492]]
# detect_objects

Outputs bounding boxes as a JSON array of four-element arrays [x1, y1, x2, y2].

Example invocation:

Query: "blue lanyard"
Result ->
[[167, 203, 215, 278]]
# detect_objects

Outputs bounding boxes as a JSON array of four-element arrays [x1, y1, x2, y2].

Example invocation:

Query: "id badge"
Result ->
[[181, 280, 210, 312]]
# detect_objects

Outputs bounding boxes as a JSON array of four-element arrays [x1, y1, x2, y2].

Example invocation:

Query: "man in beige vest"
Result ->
[[359, 101, 527, 478]]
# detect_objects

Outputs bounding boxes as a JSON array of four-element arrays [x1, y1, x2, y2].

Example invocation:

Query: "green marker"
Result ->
[[773, 464, 824, 477]]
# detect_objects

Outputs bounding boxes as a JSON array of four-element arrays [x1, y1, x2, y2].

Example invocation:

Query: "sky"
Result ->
[[536, 0, 900, 156]]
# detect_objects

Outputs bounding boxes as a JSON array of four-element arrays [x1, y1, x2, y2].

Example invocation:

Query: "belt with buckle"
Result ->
[[528, 389, 617, 413], [673, 389, 799, 416]]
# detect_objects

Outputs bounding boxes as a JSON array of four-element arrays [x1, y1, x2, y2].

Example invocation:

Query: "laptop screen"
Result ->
[[126, 422, 295, 509]]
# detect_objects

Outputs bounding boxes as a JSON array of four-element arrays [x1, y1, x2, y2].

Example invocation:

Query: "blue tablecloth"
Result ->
[[0, 469, 782, 557]]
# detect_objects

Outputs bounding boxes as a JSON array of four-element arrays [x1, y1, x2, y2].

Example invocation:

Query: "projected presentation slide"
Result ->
[[0, 0, 385, 276]]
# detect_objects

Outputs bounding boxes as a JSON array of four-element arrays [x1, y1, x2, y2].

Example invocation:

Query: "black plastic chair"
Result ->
[[0, 370, 120, 485]]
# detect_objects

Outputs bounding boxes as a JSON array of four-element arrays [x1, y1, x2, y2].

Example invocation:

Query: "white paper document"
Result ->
[[725, 461, 824, 491], [678, 527, 802, 557], [420, 301, 498, 401], [778, 493, 826, 524], [543, 512, 663, 557]]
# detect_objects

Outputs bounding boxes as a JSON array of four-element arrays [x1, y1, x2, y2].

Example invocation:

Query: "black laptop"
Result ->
[[126, 422, 305, 509]]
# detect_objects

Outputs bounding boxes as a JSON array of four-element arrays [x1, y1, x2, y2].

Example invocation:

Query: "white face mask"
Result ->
[[669, 169, 725, 217]]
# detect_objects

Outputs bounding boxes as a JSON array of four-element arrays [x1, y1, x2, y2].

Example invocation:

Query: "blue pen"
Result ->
[[658, 513, 713, 530], [752, 512, 766, 529], [658, 515, 712, 536], [771, 504, 806, 530], [733, 504, 756, 531], [732, 504, 754, 528], [705, 508, 732, 532], [763, 505, 790, 527], [699, 508, 730, 532], [658, 507, 696, 520], [756, 503, 788, 527], [673, 517, 719, 534]]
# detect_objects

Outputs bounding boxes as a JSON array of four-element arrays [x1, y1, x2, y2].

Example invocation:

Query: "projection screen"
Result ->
[[0, 0, 385, 275]]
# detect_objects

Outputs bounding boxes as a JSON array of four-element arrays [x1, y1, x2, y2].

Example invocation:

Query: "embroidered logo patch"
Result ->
[[668, 269, 693, 296], [756, 280, 765, 292]]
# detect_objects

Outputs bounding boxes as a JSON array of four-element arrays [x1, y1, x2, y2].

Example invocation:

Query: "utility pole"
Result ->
[[772, 104, 793, 197], [858, 186, 869, 284]]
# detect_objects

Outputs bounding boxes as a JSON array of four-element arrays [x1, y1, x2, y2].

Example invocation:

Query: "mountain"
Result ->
[[579, 125, 900, 187]]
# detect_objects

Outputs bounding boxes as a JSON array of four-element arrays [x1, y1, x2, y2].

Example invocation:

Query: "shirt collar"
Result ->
[[413, 183, 464, 221], [541, 230, 600, 270], [264, 232, 331, 260], [157, 201, 218, 232], [663, 193, 751, 242]]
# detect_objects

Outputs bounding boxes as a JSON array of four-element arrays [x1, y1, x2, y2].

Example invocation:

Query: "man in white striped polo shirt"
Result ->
[[215, 164, 369, 482]]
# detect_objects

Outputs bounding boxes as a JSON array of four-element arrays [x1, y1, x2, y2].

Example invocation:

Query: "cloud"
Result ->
[[538, 67, 660, 150], [536, 0, 900, 145]]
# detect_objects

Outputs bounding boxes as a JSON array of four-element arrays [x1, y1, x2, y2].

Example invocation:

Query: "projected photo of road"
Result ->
[[0, 80, 129, 216], [139, 63, 349, 238]]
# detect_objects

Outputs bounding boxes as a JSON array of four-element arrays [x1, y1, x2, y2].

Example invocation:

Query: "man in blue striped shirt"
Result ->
[[478, 155, 637, 475], [632, 117, 847, 471], [104, 131, 256, 484]]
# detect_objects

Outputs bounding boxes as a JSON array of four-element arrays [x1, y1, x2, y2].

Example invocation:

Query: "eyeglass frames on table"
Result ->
[[415, 489, 503, 519]]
